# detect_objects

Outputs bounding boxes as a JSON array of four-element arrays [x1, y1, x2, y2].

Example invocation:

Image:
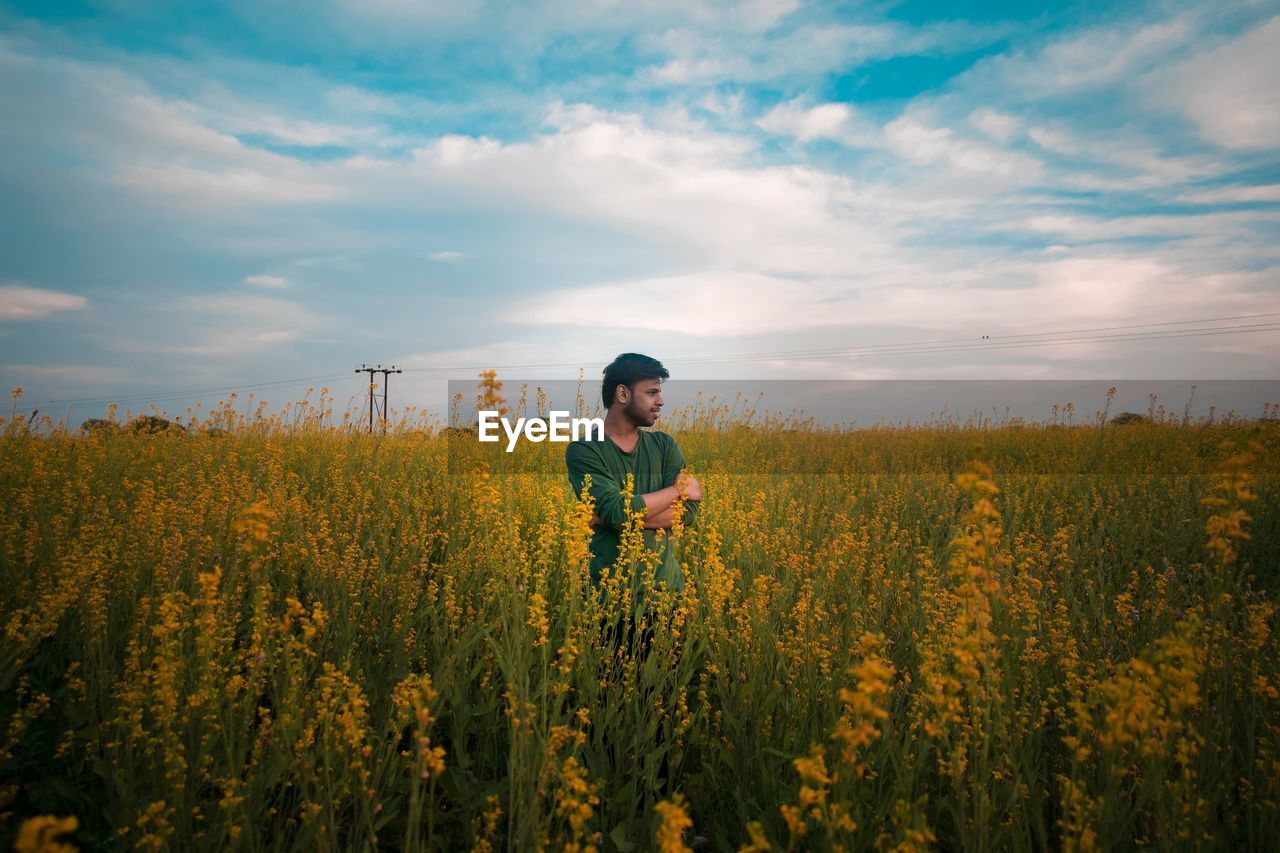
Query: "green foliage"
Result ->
[[78, 418, 120, 437], [126, 415, 185, 435]]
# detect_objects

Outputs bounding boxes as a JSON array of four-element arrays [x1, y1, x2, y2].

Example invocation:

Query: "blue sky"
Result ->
[[1, 0, 1278, 421]]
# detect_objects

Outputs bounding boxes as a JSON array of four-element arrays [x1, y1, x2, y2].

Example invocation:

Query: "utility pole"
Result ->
[[353, 364, 402, 433]]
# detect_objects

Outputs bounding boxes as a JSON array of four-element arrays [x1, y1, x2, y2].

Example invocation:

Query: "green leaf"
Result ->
[[610, 823, 637, 852]]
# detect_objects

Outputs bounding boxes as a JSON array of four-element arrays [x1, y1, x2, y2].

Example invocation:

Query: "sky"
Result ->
[[0, 0, 1278, 423]]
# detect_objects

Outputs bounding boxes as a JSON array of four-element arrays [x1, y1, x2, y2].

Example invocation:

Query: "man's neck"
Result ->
[[603, 408, 640, 447]]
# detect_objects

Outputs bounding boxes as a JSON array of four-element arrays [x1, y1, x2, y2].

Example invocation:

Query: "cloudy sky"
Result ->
[[1, 0, 1278, 420]]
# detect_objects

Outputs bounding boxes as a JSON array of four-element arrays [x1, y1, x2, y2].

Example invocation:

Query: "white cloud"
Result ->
[[1177, 184, 1280, 204], [1040, 19, 1191, 89], [884, 116, 1041, 179], [114, 164, 337, 205], [254, 330, 300, 344], [652, 56, 751, 84], [643, 19, 1001, 87], [2, 364, 132, 383], [757, 99, 859, 143], [1148, 16, 1280, 150], [323, 0, 803, 77], [732, 0, 801, 32], [1025, 124, 1216, 188], [244, 274, 288, 288], [510, 271, 833, 336], [698, 90, 743, 117], [0, 41, 344, 211], [0, 284, 88, 320], [960, 16, 1196, 99], [225, 112, 376, 148], [108, 293, 322, 356], [1024, 210, 1279, 242], [428, 251, 466, 262], [969, 108, 1020, 142], [1026, 126, 1077, 155], [504, 255, 1277, 362], [393, 103, 868, 276]]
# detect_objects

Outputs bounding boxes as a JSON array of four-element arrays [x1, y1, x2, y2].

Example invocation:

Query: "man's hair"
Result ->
[[601, 353, 669, 408]]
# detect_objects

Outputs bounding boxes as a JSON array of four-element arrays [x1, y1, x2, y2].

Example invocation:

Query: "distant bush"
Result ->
[[1110, 412, 1151, 426], [127, 415, 186, 435], [79, 418, 121, 437]]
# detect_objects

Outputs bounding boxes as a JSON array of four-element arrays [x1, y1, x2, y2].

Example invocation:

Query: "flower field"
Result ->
[[1, 393, 1278, 851]]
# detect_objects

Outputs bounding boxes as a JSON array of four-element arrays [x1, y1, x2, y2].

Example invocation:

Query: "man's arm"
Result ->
[[570, 441, 701, 531], [637, 476, 699, 516], [566, 442, 646, 530], [648, 475, 700, 530], [642, 504, 676, 530], [587, 475, 700, 530]]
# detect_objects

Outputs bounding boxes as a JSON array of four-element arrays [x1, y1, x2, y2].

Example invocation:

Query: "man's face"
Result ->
[[621, 378, 663, 427]]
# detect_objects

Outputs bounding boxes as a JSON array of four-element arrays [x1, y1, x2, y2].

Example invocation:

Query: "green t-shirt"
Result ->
[[564, 429, 698, 590]]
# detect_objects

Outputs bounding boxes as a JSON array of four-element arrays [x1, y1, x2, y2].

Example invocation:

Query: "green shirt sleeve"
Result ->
[[565, 441, 647, 530]]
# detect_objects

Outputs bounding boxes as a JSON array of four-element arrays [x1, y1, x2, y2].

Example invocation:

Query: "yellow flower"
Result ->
[[738, 821, 771, 852], [655, 794, 693, 853], [528, 592, 550, 648], [793, 744, 831, 787], [1202, 441, 1260, 566], [14, 815, 78, 853]]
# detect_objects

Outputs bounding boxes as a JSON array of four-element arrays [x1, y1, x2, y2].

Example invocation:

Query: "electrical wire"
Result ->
[[25, 311, 1280, 408], [37, 371, 354, 407], [660, 318, 1280, 361], [398, 314, 1280, 373]]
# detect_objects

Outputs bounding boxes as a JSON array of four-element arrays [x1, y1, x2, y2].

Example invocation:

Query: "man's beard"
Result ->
[[624, 398, 658, 427]]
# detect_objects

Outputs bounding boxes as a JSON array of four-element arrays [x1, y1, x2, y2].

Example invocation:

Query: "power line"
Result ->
[[665, 311, 1280, 365], [392, 382, 410, 417], [398, 313, 1280, 373], [661, 319, 1280, 365], [36, 372, 352, 407], [662, 323, 1280, 366], [21, 311, 1280, 409]]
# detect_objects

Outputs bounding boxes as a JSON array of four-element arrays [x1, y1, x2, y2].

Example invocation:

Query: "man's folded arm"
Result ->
[[566, 444, 645, 529], [567, 444, 686, 531], [637, 483, 685, 518], [643, 504, 675, 530], [613, 490, 687, 530]]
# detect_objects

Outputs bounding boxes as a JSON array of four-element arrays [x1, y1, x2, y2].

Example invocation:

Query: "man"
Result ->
[[565, 353, 701, 590], [566, 354, 705, 832]]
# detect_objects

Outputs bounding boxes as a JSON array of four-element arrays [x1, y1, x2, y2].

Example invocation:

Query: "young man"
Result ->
[[565, 353, 701, 589]]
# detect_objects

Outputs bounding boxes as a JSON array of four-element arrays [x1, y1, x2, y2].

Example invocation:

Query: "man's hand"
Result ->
[[676, 471, 702, 502], [588, 513, 603, 530]]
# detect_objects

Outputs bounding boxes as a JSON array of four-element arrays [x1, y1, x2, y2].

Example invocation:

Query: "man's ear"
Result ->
[[615, 383, 630, 404]]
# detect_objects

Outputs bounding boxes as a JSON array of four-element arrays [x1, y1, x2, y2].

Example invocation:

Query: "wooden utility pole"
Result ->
[[353, 364, 402, 433]]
